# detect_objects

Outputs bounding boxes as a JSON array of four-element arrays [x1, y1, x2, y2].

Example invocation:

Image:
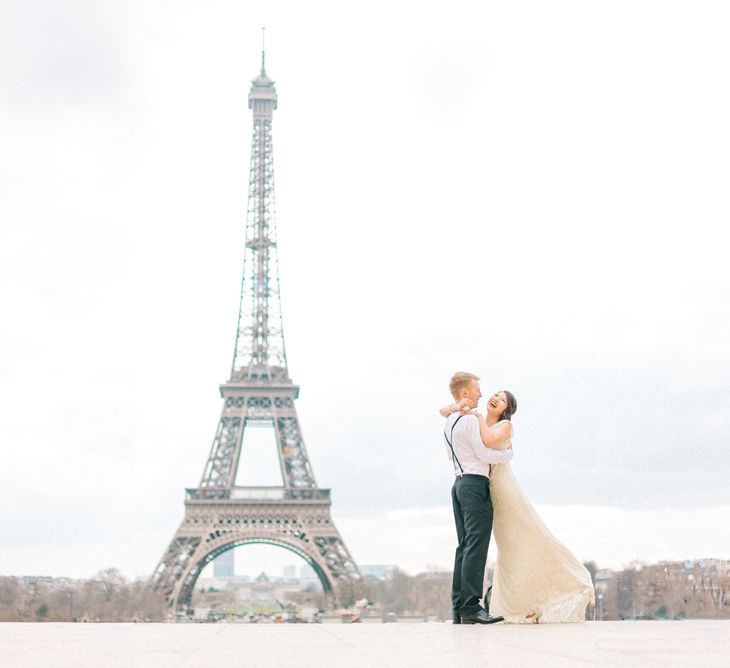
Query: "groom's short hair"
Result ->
[[449, 371, 480, 399]]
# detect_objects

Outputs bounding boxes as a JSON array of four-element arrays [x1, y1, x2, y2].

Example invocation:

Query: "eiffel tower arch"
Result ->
[[150, 45, 360, 614]]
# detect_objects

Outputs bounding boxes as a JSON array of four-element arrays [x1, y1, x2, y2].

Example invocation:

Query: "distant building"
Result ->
[[20, 575, 53, 585], [359, 565, 398, 580], [213, 550, 235, 578]]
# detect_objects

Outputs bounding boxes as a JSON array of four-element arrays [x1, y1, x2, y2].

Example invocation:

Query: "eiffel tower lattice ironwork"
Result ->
[[150, 47, 360, 613]]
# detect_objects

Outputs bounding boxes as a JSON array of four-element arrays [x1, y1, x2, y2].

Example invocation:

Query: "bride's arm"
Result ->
[[471, 412, 513, 449], [438, 398, 471, 417]]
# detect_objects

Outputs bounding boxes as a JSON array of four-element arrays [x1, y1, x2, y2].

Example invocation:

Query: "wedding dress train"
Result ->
[[488, 424, 595, 623]]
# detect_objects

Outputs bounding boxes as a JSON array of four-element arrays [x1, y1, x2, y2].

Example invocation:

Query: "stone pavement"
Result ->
[[1, 621, 728, 667]]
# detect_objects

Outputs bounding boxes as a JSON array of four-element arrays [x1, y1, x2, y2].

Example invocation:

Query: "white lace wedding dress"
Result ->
[[488, 421, 595, 623]]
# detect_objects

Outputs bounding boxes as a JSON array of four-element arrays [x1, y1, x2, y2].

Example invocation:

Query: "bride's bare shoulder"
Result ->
[[493, 420, 513, 443], [496, 419, 513, 434]]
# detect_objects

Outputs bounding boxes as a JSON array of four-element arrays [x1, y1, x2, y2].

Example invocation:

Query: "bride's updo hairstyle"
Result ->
[[499, 391, 518, 421]]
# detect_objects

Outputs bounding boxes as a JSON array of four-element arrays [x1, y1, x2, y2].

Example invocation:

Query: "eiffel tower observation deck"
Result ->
[[150, 44, 360, 614]]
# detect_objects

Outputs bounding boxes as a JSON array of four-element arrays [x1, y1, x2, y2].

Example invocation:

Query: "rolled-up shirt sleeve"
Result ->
[[464, 415, 514, 464]]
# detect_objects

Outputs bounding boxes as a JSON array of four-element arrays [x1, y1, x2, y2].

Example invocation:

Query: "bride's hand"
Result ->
[[455, 398, 473, 412], [440, 398, 473, 417]]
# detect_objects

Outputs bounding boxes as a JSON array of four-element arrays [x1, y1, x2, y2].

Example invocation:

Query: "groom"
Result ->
[[444, 372, 513, 624]]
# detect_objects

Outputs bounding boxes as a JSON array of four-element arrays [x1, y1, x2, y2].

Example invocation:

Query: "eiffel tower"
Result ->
[[150, 46, 360, 613]]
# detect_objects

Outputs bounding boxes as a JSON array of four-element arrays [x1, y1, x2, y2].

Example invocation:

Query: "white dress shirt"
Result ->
[[444, 412, 514, 478]]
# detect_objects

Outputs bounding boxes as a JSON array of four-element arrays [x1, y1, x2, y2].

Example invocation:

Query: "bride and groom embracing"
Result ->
[[441, 371, 595, 625]]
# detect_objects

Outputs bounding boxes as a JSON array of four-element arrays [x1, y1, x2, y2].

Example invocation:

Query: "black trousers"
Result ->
[[451, 474, 493, 615]]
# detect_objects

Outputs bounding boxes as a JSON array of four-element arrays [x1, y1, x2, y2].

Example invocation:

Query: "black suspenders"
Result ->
[[444, 414, 465, 476]]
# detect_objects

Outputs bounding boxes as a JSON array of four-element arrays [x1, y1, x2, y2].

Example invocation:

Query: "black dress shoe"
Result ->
[[460, 609, 504, 625], [452, 613, 461, 625]]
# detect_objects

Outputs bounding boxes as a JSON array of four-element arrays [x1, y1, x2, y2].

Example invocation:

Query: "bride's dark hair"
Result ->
[[499, 390, 518, 422]]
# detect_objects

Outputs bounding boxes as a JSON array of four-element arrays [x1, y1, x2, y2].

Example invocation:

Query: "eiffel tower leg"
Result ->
[[149, 529, 201, 612]]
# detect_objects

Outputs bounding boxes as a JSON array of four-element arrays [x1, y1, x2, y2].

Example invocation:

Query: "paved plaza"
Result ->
[[1, 621, 727, 667]]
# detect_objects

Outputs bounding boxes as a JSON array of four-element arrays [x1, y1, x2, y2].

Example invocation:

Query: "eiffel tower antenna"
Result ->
[[260, 27, 266, 74], [150, 44, 360, 615]]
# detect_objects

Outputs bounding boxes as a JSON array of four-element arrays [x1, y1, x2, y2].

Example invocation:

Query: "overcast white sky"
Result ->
[[1, 0, 729, 579]]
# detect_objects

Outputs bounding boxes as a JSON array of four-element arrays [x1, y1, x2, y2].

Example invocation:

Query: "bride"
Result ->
[[440, 391, 594, 623]]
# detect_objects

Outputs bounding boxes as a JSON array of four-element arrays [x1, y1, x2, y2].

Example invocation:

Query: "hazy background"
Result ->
[[1, 0, 728, 578]]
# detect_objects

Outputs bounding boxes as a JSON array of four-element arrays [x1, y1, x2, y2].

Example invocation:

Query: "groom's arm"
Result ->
[[476, 444, 513, 465]]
